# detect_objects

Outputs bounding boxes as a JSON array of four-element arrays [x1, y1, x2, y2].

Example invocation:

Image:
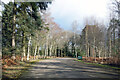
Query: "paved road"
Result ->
[[20, 58, 120, 78]]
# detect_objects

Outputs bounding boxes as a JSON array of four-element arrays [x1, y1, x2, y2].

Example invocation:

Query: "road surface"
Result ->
[[20, 58, 120, 78]]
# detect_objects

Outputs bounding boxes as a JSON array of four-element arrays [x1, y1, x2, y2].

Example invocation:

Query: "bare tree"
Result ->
[[71, 20, 79, 58]]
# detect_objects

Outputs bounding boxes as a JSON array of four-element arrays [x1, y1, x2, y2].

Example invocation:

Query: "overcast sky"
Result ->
[[1, 0, 112, 31], [48, 0, 111, 31]]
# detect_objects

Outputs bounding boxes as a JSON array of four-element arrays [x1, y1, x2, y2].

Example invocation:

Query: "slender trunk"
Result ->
[[44, 44, 47, 58], [113, 28, 116, 55], [37, 46, 40, 59], [55, 46, 57, 57], [118, 28, 120, 56], [76, 51, 77, 58], [47, 46, 49, 57], [11, 2, 16, 59], [94, 36, 96, 62], [12, 15, 15, 51], [98, 47, 102, 58], [27, 36, 31, 61], [21, 46, 25, 61], [85, 26, 88, 58], [92, 47, 94, 58], [34, 45, 37, 59], [45, 44, 47, 57], [109, 32, 112, 57], [44, 48, 46, 58], [113, 29, 115, 45], [87, 43, 89, 57], [102, 47, 104, 62], [105, 48, 107, 59], [55, 48, 57, 57], [46, 34, 48, 58], [98, 50, 101, 58], [27, 43, 30, 61], [21, 32, 26, 61], [50, 45, 52, 57], [52, 46, 54, 57]]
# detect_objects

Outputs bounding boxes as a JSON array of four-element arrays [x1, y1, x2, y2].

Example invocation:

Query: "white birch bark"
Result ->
[[34, 45, 37, 59], [27, 36, 31, 61]]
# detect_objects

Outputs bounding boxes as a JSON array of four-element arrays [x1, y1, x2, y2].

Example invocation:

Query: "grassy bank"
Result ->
[[2, 58, 48, 79], [76, 59, 120, 70]]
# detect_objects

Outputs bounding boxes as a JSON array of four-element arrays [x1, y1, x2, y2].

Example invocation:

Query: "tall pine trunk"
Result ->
[[11, 2, 16, 59]]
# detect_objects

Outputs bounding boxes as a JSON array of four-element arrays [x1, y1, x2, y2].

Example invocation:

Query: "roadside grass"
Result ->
[[2, 58, 49, 79], [76, 59, 120, 70]]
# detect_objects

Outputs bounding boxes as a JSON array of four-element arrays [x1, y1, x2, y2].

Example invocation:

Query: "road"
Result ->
[[20, 58, 120, 78]]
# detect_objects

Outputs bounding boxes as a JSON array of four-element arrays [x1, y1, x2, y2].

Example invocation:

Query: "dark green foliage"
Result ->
[[2, 2, 51, 56], [2, 3, 14, 55]]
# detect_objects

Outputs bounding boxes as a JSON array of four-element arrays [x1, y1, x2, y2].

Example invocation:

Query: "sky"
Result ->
[[1, 0, 111, 31], [48, 0, 111, 31]]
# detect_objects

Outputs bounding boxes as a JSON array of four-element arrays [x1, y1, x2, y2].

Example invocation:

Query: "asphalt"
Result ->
[[20, 58, 120, 78]]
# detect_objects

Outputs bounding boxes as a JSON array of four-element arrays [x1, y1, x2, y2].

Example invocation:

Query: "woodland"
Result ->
[[0, 0, 120, 79]]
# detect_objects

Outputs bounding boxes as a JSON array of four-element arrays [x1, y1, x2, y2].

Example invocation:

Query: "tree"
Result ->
[[2, 2, 51, 60], [71, 21, 79, 58], [108, 0, 120, 58]]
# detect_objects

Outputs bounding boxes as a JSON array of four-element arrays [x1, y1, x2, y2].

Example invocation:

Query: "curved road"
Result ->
[[20, 58, 120, 78]]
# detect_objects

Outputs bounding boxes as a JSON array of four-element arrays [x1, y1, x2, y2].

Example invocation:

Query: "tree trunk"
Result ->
[[27, 36, 31, 61], [109, 32, 112, 57], [98, 50, 101, 58], [85, 26, 88, 58], [44, 44, 47, 58], [11, 2, 16, 59], [76, 50, 77, 58], [50, 44, 52, 57], [34, 45, 37, 59], [87, 43, 89, 57], [113, 28, 116, 55], [94, 36, 96, 62], [21, 32, 26, 61], [37, 46, 40, 59], [98, 47, 102, 58], [105, 48, 107, 59], [118, 28, 120, 57], [55, 46, 57, 57], [21, 46, 26, 61]]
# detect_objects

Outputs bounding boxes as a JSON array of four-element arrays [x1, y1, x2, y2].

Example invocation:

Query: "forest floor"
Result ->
[[18, 58, 120, 79], [2, 57, 50, 79]]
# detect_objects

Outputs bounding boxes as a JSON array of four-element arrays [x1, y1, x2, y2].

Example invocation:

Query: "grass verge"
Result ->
[[76, 59, 120, 70], [2, 58, 49, 79]]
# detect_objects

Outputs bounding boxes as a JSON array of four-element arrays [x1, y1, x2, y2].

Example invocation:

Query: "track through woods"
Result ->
[[20, 58, 120, 78]]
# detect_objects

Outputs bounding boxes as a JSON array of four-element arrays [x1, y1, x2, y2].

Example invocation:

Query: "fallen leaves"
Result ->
[[2, 55, 41, 79], [82, 57, 120, 65]]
